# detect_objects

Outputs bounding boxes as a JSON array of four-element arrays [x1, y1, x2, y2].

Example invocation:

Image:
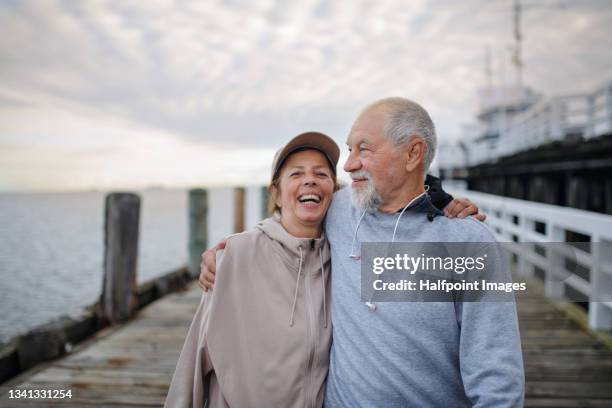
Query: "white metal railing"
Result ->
[[458, 80, 612, 167], [449, 188, 612, 331]]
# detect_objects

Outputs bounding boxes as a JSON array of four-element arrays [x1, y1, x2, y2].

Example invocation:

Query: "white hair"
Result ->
[[364, 97, 437, 174]]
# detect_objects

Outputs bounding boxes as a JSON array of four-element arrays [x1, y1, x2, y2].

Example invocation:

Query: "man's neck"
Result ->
[[378, 183, 426, 214]]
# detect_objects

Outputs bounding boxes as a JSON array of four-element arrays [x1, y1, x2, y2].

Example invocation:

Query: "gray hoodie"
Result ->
[[324, 187, 524, 407], [164, 216, 332, 408]]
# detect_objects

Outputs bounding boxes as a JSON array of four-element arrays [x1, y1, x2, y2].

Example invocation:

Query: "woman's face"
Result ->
[[274, 149, 335, 231]]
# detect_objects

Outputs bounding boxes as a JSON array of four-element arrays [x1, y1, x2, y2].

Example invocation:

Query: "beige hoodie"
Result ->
[[164, 216, 332, 408]]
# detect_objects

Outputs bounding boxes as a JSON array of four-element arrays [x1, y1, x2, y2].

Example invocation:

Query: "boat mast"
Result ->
[[513, 0, 523, 87]]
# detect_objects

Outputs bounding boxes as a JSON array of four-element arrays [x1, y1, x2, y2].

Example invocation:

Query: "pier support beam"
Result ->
[[188, 189, 208, 278], [101, 193, 140, 323]]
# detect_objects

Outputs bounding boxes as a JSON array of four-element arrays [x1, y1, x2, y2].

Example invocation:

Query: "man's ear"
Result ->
[[405, 137, 425, 173]]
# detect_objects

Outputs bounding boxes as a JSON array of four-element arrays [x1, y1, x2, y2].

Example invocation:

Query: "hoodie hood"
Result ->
[[407, 192, 444, 218], [256, 212, 329, 258]]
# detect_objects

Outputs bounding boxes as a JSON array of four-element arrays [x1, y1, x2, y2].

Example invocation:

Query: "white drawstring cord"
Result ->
[[349, 209, 367, 260], [391, 191, 427, 243], [289, 245, 328, 328], [289, 247, 304, 327]]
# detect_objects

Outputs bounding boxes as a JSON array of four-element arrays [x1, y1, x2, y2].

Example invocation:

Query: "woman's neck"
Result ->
[[280, 217, 322, 239]]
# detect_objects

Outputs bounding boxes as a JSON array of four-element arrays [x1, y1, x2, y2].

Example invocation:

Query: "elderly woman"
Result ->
[[165, 132, 339, 407]]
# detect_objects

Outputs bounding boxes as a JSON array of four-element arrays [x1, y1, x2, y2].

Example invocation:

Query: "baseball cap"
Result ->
[[271, 131, 340, 181]]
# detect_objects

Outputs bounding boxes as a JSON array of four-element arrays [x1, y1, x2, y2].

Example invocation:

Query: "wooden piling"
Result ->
[[234, 187, 245, 233], [261, 185, 269, 218], [101, 193, 140, 324], [188, 189, 208, 278]]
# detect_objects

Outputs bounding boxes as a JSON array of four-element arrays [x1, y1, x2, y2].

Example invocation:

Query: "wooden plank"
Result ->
[[27, 367, 171, 387], [526, 381, 612, 398], [525, 398, 612, 408], [525, 366, 612, 382]]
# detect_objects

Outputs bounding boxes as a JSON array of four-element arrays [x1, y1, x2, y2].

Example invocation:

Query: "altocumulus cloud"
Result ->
[[0, 0, 611, 190]]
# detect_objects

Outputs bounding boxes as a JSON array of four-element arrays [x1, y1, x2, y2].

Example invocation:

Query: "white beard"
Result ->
[[350, 171, 383, 213]]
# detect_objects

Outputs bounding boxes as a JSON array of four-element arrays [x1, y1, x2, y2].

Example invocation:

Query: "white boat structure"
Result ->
[[437, 79, 612, 215]]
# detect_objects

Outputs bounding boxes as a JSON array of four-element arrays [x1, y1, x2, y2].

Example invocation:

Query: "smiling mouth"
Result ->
[[298, 194, 321, 204]]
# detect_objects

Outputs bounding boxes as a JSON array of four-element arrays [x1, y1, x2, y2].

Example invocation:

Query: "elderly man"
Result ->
[[201, 98, 524, 407]]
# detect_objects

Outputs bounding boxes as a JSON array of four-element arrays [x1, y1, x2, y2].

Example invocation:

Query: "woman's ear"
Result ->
[[405, 138, 425, 173], [271, 185, 281, 209]]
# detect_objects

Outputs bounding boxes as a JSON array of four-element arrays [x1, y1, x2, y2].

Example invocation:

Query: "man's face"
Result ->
[[343, 105, 408, 211]]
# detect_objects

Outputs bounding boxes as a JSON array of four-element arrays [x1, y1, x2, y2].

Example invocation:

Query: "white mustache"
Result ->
[[350, 170, 372, 181]]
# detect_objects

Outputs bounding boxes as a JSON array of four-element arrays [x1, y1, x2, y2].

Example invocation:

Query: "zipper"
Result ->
[[304, 246, 317, 408]]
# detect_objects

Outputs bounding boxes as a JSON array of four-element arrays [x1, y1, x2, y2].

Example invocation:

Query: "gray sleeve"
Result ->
[[454, 243, 525, 407]]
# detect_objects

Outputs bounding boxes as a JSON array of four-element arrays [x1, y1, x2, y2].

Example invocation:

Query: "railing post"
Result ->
[[501, 210, 514, 242], [101, 193, 140, 323], [545, 226, 565, 299], [520, 216, 535, 278], [188, 189, 208, 278], [589, 238, 612, 330]]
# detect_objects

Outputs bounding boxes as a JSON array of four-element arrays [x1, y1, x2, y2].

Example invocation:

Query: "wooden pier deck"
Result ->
[[0, 285, 201, 408], [1, 280, 612, 407], [515, 284, 612, 407]]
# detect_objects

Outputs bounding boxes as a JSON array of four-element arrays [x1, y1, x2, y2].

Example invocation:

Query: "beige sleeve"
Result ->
[[164, 250, 227, 407], [164, 292, 214, 407]]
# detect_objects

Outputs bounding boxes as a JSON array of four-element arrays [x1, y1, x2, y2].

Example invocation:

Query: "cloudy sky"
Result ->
[[1, 0, 611, 192]]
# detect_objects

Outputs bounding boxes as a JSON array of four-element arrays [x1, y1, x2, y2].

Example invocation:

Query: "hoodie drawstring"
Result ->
[[319, 247, 327, 328], [289, 245, 328, 329], [391, 191, 427, 243], [349, 209, 367, 259], [289, 247, 304, 327]]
